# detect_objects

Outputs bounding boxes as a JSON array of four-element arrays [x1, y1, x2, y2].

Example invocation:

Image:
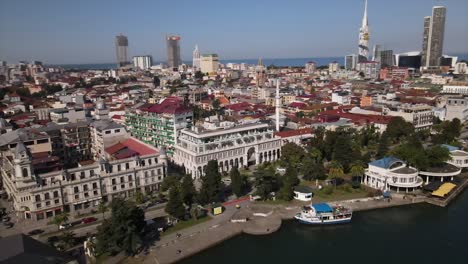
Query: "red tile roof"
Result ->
[[275, 128, 313, 138], [105, 138, 158, 159], [140, 97, 191, 115]]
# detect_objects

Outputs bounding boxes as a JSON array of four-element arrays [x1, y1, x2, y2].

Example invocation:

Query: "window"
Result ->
[[94, 190, 98, 195], [93, 183, 98, 189], [121, 184, 125, 189], [84, 192, 89, 198], [112, 178, 116, 185], [90, 170, 95, 177], [113, 186, 117, 191], [36, 203, 42, 208], [55, 199, 60, 204], [118, 165, 121, 171], [35, 195, 41, 202], [46, 201, 51, 206], [144, 171, 148, 178], [80, 171, 85, 179], [105, 130, 111, 134], [53, 191, 59, 198], [75, 194, 79, 199], [37, 139, 49, 144], [70, 174, 76, 181], [120, 177, 124, 183], [148, 159, 152, 165], [126, 163, 130, 170], [115, 129, 120, 133], [22, 168, 28, 177], [44, 193, 50, 200], [83, 184, 89, 191], [128, 175, 132, 181], [74, 187, 79, 193]]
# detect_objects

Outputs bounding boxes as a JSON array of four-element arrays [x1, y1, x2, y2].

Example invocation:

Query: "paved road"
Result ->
[[0, 200, 167, 240]]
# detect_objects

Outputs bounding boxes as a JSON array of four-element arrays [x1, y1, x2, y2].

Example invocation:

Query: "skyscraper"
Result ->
[[192, 45, 200, 69], [358, 0, 370, 62], [115, 34, 129, 67], [345, 54, 358, 70], [421, 16, 431, 67], [166, 35, 181, 69], [421, 6, 446, 68]]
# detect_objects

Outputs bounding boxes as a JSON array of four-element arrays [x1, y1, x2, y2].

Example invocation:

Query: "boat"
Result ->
[[294, 203, 352, 225]]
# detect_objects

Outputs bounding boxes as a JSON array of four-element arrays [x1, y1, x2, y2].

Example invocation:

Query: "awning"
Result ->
[[432, 183, 457, 198]]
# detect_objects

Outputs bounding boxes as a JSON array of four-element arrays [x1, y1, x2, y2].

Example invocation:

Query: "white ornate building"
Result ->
[[364, 157, 423, 193], [173, 118, 282, 178], [1, 137, 167, 222]]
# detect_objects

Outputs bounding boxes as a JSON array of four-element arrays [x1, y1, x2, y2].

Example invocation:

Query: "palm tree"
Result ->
[[328, 161, 344, 189], [97, 202, 108, 220], [350, 162, 365, 183]]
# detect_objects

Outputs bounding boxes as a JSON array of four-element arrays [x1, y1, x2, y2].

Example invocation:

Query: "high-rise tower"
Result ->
[[192, 45, 200, 69], [166, 35, 181, 70], [421, 6, 446, 68], [115, 34, 129, 67], [358, 0, 370, 62]]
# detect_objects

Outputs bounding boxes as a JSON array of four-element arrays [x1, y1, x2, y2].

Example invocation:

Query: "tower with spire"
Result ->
[[192, 44, 200, 69], [358, 0, 370, 62]]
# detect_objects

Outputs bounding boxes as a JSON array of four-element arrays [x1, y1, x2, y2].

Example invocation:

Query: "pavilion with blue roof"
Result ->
[[369, 156, 404, 170]]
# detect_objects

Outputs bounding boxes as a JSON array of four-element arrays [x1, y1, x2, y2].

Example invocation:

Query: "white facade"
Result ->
[[364, 157, 423, 193], [331, 91, 351, 105], [448, 149, 468, 168], [1, 140, 167, 222], [356, 61, 380, 79], [442, 84, 468, 94], [387, 104, 433, 130], [132, 55, 153, 70], [454, 62, 467, 74], [174, 121, 282, 178], [200, 54, 219, 74], [305, 62, 316, 74], [328, 62, 340, 73]]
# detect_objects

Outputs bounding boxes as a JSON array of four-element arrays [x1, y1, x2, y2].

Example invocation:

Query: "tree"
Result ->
[[198, 160, 223, 204], [332, 135, 355, 172], [328, 161, 344, 181], [95, 198, 145, 256], [161, 175, 181, 192], [386, 117, 414, 142], [180, 174, 196, 205], [230, 167, 245, 197], [254, 166, 278, 200], [277, 166, 299, 201], [134, 191, 145, 204], [376, 132, 390, 159], [350, 162, 365, 182], [98, 202, 108, 220], [280, 142, 306, 168], [302, 156, 326, 181], [426, 145, 451, 167], [165, 186, 186, 220], [194, 71, 204, 80], [392, 142, 428, 169], [212, 99, 220, 111]]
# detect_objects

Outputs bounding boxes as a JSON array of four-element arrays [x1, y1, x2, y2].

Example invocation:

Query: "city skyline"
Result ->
[[0, 0, 467, 64]]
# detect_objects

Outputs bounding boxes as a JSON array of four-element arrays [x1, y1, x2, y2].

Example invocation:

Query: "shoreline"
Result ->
[[138, 178, 468, 264]]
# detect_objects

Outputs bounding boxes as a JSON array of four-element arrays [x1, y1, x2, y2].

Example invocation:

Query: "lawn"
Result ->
[[160, 216, 212, 237], [313, 186, 370, 202]]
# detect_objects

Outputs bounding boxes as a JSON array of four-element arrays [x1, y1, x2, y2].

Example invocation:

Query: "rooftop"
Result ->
[[105, 137, 158, 159], [369, 157, 403, 170]]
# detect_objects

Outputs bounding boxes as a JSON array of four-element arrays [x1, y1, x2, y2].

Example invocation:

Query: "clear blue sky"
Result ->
[[0, 0, 467, 64]]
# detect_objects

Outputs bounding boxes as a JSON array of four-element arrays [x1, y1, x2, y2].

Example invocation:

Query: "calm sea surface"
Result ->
[[180, 189, 468, 264]]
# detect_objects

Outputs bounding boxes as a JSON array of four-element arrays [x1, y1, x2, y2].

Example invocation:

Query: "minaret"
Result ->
[[275, 79, 280, 132], [358, 0, 370, 62], [192, 44, 200, 69]]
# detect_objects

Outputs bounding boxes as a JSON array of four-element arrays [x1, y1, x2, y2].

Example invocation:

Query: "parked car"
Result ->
[[4, 222, 14, 228], [27, 229, 44, 236], [81, 217, 98, 224], [2, 216, 11, 222], [59, 223, 72, 230]]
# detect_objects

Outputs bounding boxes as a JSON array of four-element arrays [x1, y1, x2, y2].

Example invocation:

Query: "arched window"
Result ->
[[22, 168, 28, 178]]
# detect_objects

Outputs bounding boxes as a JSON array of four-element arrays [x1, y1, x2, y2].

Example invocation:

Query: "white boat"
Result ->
[[294, 203, 352, 225]]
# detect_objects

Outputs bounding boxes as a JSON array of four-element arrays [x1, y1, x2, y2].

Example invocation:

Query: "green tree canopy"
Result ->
[[230, 167, 246, 197], [180, 174, 197, 206], [165, 186, 186, 220], [95, 198, 145, 256], [280, 142, 306, 168], [254, 166, 278, 200], [386, 117, 414, 142], [426, 145, 451, 168], [198, 160, 223, 204]]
